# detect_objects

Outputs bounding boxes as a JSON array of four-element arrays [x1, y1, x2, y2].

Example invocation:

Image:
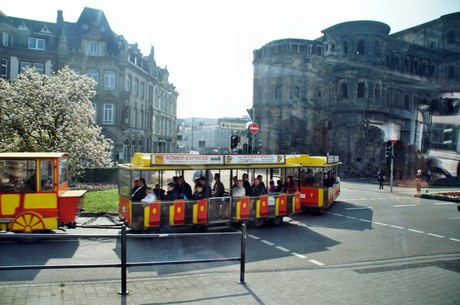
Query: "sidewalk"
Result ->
[[1, 257, 460, 305]]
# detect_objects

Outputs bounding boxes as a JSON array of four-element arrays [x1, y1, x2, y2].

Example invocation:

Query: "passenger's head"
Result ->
[[138, 178, 146, 186], [167, 182, 175, 190], [146, 187, 153, 194], [195, 184, 203, 192]]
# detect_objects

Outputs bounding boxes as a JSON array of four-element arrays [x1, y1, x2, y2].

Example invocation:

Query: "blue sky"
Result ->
[[3, 0, 460, 118]]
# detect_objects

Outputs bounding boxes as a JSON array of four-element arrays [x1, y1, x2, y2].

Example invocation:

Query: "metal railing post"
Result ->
[[118, 225, 129, 295], [239, 223, 247, 284]]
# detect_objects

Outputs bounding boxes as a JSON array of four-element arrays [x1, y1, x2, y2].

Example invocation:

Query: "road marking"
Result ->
[[345, 207, 373, 210], [434, 202, 456, 205], [292, 252, 307, 259], [359, 218, 372, 223], [275, 246, 290, 252], [408, 229, 425, 234], [332, 213, 344, 217], [309, 259, 325, 266], [346, 216, 357, 220], [374, 222, 389, 226], [449, 238, 460, 242], [261, 240, 275, 246], [390, 225, 405, 229], [248, 234, 260, 240], [393, 204, 417, 207], [427, 233, 445, 238]]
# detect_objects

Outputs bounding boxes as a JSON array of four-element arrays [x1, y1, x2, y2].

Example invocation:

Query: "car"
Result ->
[[428, 167, 460, 187]]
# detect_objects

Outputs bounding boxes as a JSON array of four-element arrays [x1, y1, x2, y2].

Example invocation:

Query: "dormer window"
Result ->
[[18, 21, 28, 30], [40, 25, 50, 33], [28, 37, 45, 50]]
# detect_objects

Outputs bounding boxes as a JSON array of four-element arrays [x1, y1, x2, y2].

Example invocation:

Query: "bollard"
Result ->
[[118, 225, 129, 295], [239, 223, 247, 284]]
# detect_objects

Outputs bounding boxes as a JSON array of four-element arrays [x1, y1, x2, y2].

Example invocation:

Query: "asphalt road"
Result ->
[[1, 181, 459, 285]]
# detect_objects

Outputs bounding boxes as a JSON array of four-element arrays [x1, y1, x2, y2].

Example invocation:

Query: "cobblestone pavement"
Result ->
[[1, 259, 460, 305]]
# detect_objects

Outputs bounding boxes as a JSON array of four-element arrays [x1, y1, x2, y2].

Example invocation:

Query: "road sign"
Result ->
[[220, 122, 247, 130], [391, 134, 397, 144], [249, 122, 259, 134]]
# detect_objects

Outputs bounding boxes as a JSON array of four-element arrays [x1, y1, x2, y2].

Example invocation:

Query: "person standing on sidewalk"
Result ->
[[415, 169, 423, 193], [377, 168, 385, 189]]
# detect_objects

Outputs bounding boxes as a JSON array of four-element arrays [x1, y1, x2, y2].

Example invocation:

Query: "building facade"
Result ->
[[253, 13, 460, 177], [0, 7, 178, 162]]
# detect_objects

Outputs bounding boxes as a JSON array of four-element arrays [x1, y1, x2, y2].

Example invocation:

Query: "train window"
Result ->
[[299, 167, 323, 187], [40, 160, 54, 192], [59, 158, 69, 185], [0, 160, 36, 192]]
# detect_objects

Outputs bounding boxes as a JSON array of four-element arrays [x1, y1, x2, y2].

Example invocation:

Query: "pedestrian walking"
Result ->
[[377, 168, 385, 189], [415, 169, 423, 193]]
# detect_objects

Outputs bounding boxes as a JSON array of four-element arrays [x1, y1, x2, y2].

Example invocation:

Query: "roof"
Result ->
[[0, 152, 69, 159]]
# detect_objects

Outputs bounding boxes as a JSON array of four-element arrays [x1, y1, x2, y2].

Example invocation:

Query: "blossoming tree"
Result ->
[[0, 66, 112, 176]]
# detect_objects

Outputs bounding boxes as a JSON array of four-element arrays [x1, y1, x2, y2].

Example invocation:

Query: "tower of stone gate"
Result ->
[[253, 13, 460, 177]]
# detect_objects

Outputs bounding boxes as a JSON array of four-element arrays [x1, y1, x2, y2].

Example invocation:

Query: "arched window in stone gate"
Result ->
[[448, 65, 455, 79], [340, 82, 348, 99], [374, 83, 381, 100], [357, 40, 365, 55], [404, 95, 410, 110], [291, 86, 300, 99], [342, 41, 348, 55], [357, 82, 366, 98]]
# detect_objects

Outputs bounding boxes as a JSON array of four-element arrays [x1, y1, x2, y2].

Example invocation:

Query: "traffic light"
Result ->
[[230, 135, 240, 149], [385, 145, 392, 158]]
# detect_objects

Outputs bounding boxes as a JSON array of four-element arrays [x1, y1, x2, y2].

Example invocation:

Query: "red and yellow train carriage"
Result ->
[[0, 152, 86, 232], [117, 153, 339, 231]]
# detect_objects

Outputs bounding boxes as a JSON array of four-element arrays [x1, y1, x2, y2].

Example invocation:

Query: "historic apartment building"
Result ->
[[253, 12, 460, 177], [0, 7, 178, 162]]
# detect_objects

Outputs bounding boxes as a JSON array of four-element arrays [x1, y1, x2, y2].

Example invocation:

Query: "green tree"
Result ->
[[0, 67, 112, 177]]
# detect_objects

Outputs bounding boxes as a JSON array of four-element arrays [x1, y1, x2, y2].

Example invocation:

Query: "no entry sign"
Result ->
[[249, 122, 259, 135]]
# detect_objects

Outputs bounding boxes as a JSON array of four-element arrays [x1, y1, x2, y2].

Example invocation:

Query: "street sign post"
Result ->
[[390, 134, 397, 192]]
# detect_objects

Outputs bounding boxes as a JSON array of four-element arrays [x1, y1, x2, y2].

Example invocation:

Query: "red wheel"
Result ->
[[10, 212, 46, 233]]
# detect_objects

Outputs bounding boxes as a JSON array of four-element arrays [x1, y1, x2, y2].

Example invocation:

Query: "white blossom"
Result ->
[[0, 67, 113, 177]]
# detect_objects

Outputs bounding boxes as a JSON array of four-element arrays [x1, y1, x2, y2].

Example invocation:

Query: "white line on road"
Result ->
[[248, 234, 260, 240], [434, 202, 456, 205], [309, 259, 325, 266], [393, 204, 417, 207], [449, 238, 460, 242], [345, 207, 373, 210], [261, 240, 275, 246], [359, 218, 372, 222], [292, 252, 307, 259], [332, 213, 344, 217], [374, 222, 389, 226], [346, 216, 357, 219], [427, 233, 445, 238], [408, 229, 425, 234], [275, 246, 290, 252], [390, 225, 405, 229]]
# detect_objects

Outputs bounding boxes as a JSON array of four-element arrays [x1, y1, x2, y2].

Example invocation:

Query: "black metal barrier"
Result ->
[[0, 224, 247, 295]]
